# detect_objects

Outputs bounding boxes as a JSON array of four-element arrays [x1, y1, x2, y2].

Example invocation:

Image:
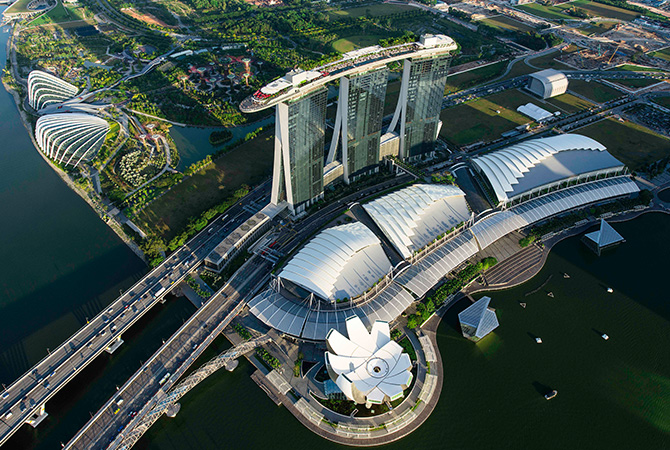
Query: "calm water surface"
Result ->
[[0, 15, 198, 449], [139, 213, 670, 450]]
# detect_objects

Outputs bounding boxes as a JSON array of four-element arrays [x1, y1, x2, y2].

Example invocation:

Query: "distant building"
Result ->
[[516, 103, 554, 122], [582, 219, 625, 255], [527, 69, 568, 99], [458, 296, 499, 341]]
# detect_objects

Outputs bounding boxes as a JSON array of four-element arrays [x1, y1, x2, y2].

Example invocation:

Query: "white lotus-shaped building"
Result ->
[[325, 316, 413, 406], [28, 70, 79, 110]]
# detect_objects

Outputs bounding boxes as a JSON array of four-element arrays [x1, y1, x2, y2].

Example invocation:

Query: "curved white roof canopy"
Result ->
[[528, 69, 568, 98], [28, 70, 79, 110], [364, 184, 470, 259], [472, 134, 625, 204], [278, 222, 391, 301], [35, 113, 109, 167], [325, 316, 412, 405]]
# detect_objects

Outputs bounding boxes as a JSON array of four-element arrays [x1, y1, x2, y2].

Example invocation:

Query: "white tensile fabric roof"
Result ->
[[584, 219, 624, 247], [472, 134, 619, 204], [325, 316, 412, 404], [363, 184, 470, 259], [458, 296, 499, 339], [278, 222, 391, 301], [517, 103, 554, 122]]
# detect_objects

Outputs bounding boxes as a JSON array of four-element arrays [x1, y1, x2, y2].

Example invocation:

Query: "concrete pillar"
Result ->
[[106, 335, 124, 354], [26, 404, 48, 428]]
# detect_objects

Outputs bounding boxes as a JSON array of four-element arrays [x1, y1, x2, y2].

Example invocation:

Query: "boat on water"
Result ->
[[520, 303, 527, 308], [563, 273, 570, 279], [545, 390, 558, 400], [547, 292, 554, 298], [602, 334, 609, 340], [607, 287, 614, 293], [536, 337, 543, 344]]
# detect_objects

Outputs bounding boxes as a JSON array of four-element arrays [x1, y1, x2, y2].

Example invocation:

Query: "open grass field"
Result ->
[[136, 132, 274, 240], [479, 15, 536, 33], [331, 34, 385, 53], [4, 0, 35, 14], [439, 90, 532, 147], [652, 96, 670, 109], [576, 20, 617, 35], [28, 3, 85, 26], [328, 3, 415, 19], [568, 80, 622, 103], [545, 92, 593, 113], [445, 61, 507, 94], [555, 0, 639, 21], [609, 78, 663, 89], [650, 47, 670, 62], [515, 3, 573, 20], [528, 49, 577, 71], [615, 64, 668, 72], [575, 118, 670, 170]]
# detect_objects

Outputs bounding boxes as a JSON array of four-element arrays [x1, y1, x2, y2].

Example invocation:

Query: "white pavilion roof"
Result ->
[[458, 296, 499, 339], [363, 184, 470, 259], [472, 134, 625, 204], [279, 222, 391, 301], [584, 219, 624, 247]]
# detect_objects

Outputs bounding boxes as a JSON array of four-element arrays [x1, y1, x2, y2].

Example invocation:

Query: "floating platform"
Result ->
[[544, 390, 558, 400]]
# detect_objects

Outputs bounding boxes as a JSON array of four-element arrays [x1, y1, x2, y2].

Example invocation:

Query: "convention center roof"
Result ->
[[472, 134, 625, 204], [278, 222, 392, 301], [363, 184, 471, 259]]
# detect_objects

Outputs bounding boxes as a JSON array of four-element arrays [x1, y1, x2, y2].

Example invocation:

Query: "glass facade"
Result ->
[[344, 68, 388, 180], [273, 88, 327, 212], [403, 55, 451, 159]]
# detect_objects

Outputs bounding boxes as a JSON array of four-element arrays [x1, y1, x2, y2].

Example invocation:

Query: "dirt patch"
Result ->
[[121, 7, 176, 28]]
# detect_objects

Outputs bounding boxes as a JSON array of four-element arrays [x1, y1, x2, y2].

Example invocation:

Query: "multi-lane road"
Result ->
[[0, 181, 270, 447]]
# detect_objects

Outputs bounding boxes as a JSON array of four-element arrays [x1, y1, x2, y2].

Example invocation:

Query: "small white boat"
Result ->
[[602, 334, 609, 340], [536, 337, 543, 344], [607, 288, 614, 293]]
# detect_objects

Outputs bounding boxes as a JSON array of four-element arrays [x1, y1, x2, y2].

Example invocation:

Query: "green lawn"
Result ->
[[4, 0, 35, 14], [136, 132, 275, 240], [609, 78, 661, 89], [650, 47, 670, 62], [445, 61, 507, 94], [546, 93, 593, 113], [479, 15, 536, 33], [652, 96, 670, 109], [555, 0, 639, 21], [576, 20, 617, 36], [439, 90, 532, 147], [576, 118, 670, 170], [328, 3, 415, 18], [331, 34, 385, 53], [28, 2, 84, 25], [615, 64, 668, 72], [515, 3, 573, 20], [568, 80, 622, 103]]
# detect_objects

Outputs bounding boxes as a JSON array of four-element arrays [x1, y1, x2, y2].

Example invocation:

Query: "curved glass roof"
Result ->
[[363, 184, 470, 259], [279, 222, 391, 301], [472, 134, 623, 204], [35, 113, 110, 167], [28, 70, 79, 110]]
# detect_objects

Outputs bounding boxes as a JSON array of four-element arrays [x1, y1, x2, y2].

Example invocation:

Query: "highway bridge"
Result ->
[[64, 255, 272, 450], [0, 182, 270, 447]]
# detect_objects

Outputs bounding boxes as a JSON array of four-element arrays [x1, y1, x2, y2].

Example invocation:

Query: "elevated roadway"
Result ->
[[64, 255, 272, 450], [0, 181, 270, 447]]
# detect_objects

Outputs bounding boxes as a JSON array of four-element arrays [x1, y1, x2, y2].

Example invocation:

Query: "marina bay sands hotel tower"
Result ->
[[240, 34, 457, 215]]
